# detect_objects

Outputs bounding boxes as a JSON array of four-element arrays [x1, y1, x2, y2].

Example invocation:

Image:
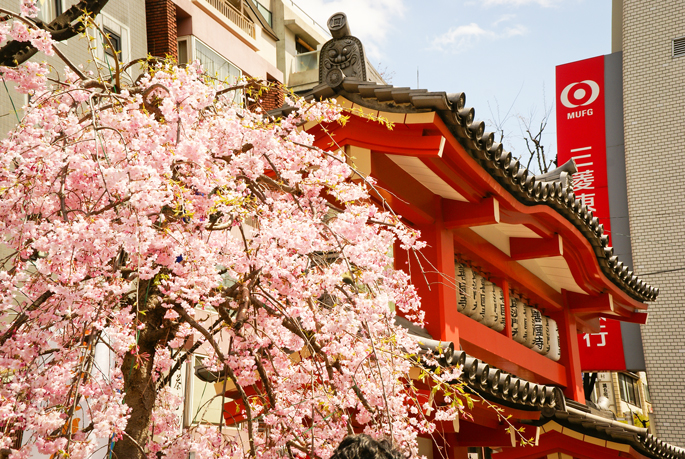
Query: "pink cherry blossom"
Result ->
[[0, 17, 470, 459]]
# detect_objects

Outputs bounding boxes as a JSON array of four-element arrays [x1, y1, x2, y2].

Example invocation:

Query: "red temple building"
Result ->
[[230, 12, 682, 459]]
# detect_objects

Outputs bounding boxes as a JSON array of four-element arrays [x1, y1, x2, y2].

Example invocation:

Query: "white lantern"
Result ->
[[463, 266, 477, 317], [455, 262, 467, 314], [483, 280, 497, 327], [530, 308, 547, 354], [545, 317, 561, 361], [493, 285, 506, 332]]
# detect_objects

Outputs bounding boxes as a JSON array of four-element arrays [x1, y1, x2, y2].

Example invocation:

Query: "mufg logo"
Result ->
[[560, 80, 600, 119]]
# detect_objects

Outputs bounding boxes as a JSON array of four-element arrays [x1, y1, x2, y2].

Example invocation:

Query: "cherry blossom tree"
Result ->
[[0, 4, 468, 459]]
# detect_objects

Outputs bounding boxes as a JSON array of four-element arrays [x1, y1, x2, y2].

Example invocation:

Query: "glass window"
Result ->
[[256, 2, 272, 27], [36, 0, 62, 23], [195, 39, 241, 85], [103, 27, 122, 59], [178, 37, 243, 104], [97, 13, 130, 64], [619, 373, 640, 406], [643, 382, 651, 403], [191, 356, 224, 424]]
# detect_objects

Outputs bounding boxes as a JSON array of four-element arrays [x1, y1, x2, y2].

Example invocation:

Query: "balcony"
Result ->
[[202, 0, 255, 39], [293, 50, 318, 73]]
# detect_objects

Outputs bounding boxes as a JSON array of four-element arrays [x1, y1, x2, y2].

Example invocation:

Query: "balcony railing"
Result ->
[[293, 50, 318, 73], [205, 0, 255, 39]]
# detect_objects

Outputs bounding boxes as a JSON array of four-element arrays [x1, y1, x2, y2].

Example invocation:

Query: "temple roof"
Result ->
[[537, 401, 685, 459], [293, 78, 657, 303], [407, 327, 682, 459], [271, 12, 657, 303]]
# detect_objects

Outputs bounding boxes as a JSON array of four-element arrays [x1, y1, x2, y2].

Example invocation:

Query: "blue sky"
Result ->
[[294, 0, 613, 167]]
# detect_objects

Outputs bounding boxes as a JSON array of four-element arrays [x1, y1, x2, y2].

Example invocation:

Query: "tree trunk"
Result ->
[[112, 291, 175, 459], [113, 343, 158, 459]]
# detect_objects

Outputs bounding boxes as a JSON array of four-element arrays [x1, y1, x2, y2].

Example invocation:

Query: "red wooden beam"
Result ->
[[394, 196, 459, 343], [370, 153, 437, 225], [451, 421, 517, 447], [510, 234, 563, 260], [422, 156, 482, 203], [565, 290, 614, 314], [455, 312, 565, 385], [498, 208, 556, 239], [548, 306, 584, 402], [311, 122, 446, 157], [452, 228, 564, 310], [442, 197, 500, 229]]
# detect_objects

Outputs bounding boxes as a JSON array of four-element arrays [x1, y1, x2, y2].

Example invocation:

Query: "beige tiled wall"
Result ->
[[623, 0, 685, 446], [0, 0, 147, 136]]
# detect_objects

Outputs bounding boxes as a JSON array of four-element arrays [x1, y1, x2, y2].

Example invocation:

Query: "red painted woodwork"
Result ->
[[510, 235, 563, 260], [455, 312, 565, 385], [565, 290, 614, 314], [393, 197, 459, 343], [442, 197, 500, 229], [422, 156, 482, 203], [311, 122, 445, 157], [493, 429, 643, 459], [318, 114, 646, 314], [548, 306, 585, 402], [370, 153, 436, 225], [451, 228, 564, 311], [452, 421, 516, 447]]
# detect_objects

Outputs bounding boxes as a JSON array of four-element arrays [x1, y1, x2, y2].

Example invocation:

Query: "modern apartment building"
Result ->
[[0, 0, 148, 135]]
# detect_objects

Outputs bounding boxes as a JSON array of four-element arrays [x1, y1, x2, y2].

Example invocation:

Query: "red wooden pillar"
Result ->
[[433, 433, 469, 459], [549, 305, 584, 402], [394, 196, 459, 344]]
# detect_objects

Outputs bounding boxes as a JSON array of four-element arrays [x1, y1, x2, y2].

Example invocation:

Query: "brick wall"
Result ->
[[145, 0, 177, 60], [623, 0, 685, 446], [259, 80, 285, 112], [246, 78, 284, 113]]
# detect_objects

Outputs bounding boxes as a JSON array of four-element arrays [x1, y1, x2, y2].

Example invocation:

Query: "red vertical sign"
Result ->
[[577, 318, 627, 371], [556, 55, 627, 371], [556, 55, 611, 240]]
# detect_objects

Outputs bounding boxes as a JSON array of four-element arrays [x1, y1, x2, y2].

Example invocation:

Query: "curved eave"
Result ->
[[295, 79, 657, 305], [537, 403, 685, 459]]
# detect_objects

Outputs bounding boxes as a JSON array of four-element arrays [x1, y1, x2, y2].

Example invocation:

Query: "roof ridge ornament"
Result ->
[[319, 12, 367, 88]]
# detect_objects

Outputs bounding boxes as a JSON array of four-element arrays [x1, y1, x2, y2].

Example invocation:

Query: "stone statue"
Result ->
[[319, 12, 367, 87]]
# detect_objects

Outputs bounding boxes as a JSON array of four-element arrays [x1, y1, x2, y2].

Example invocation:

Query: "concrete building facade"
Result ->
[[619, 0, 685, 446]]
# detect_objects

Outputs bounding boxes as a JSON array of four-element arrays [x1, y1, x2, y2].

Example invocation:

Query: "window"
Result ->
[[36, 0, 62, 23], [177, 36, 243, 103], [96, 13, 130, 64], [256, 2, 272, 27], [191, 356, 224, 424], [103, 27, 121, 60], [643, 381, 651, 403], [673, 36, 685, 58], [618, 373, 640, 406]]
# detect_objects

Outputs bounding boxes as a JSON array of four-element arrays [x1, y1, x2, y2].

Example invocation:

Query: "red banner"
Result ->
[[578, 317, 626, 371], [556, 55, 627, 371], [556, 55, 612, 243]]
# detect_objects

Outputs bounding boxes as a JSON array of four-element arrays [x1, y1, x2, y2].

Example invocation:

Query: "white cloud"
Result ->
[[492, 13, 516, 27], [288, 0, 406, 60], [481, 0, 559, 6], [429, 21, 528, 52]]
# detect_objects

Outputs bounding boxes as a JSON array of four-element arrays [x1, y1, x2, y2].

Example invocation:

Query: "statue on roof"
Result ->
[[319, 12, 368, 87]]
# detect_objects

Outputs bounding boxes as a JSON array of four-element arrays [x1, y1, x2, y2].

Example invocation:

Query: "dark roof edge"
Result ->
[[293, 79, 657, 303], [538, 404, 685, 459], [404, 330, 565, 413]]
